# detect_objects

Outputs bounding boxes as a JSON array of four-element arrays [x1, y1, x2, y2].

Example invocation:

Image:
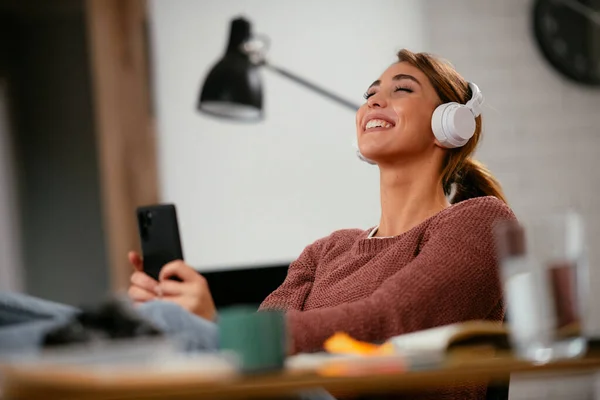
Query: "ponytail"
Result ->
[[393, 50, 508, 205], [450, 158, 507, 205]]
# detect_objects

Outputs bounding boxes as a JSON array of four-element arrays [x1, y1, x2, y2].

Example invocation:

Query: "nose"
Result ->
[[367, 92, 387, 108]]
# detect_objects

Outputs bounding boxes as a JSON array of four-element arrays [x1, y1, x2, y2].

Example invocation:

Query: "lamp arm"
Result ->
[[262, 62, 361, 111]]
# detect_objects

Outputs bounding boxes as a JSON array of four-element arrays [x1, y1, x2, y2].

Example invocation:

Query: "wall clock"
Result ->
[[532, 0, 600, 86]]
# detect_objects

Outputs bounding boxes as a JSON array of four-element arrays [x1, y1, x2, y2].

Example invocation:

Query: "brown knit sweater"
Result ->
[[259, 196, 517, 400]]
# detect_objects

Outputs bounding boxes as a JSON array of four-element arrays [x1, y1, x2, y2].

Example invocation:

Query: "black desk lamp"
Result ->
[[197, 17, 360, 121]]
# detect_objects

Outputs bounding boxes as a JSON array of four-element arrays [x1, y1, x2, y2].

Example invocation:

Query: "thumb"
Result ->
[[159, 260, 199, 282], [128, 251, 144, 272]]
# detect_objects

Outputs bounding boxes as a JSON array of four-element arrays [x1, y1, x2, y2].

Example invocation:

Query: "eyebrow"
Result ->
[[368, 74, 422, 89]]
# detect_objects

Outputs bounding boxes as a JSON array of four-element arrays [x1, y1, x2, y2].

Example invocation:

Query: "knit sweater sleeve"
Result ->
[[287, 198, 516, 353], [259, 239, 322, 312]]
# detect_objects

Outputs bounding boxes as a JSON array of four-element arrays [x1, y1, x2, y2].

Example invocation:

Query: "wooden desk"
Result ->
[[3, 353, 600, 400]]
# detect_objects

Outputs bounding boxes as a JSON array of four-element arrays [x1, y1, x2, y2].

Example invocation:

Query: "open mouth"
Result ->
[[365, 119, 395, 132]]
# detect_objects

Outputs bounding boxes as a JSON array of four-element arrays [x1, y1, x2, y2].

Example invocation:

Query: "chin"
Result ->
[[361, 144, 399, 158]]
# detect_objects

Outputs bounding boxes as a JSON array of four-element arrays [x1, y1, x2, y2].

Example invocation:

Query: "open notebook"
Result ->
[[321, 319, 582, 363], [387, 320, 510, 355], [285, 321, 512, 374], [322, 320, 509, 358]]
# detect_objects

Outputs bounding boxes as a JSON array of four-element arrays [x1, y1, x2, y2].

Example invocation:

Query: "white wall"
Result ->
[[0, 79, 23, 291], [148, 0, 424, 270], [150, 2, 599, 395], [149, 0, 600, 332]]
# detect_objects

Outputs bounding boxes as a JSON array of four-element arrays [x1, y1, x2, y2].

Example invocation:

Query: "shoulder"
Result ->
[[435, 196, 516, 227], [427, 196, 517, 250]]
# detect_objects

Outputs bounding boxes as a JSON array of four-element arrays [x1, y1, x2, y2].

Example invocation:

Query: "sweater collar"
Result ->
[[356, 226, 406, 254]]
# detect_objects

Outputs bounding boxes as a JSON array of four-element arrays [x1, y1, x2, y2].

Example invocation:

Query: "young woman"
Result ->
[[129, 49, 515, 350], [0, 49, 516, 399]]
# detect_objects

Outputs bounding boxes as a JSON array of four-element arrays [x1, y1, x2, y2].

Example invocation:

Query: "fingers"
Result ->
[[159, 260, 200, 282], [128, 285, 156, 302], [128, 251, 144, 271], [131, 270, 159, 292], [157, 279, 185, 296]]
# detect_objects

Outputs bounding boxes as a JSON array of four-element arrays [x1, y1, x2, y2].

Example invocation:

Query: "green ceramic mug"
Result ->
[[217, 306, 287, 373]]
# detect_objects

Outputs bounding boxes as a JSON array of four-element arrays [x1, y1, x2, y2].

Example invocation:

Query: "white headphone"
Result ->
[[356, 82, 484, 165]]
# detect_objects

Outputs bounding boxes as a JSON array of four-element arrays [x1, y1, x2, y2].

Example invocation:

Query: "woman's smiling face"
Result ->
[[355, 61, 442, 165]]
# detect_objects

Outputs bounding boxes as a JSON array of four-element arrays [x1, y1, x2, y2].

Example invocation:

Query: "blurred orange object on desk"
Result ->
[[319, 333, 406, 377], [323, 332, 396, 356]]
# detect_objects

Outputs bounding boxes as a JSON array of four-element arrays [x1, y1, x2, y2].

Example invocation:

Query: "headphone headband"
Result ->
[[465, 82, 483, 118]]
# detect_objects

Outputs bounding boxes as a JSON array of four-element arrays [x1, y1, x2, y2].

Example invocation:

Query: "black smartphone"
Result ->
[[136, 203, 184, 281]]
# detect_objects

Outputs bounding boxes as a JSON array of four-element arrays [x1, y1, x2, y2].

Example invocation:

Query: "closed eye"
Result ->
[[363, 86, 413, 100], [394, 86, 413, 94]]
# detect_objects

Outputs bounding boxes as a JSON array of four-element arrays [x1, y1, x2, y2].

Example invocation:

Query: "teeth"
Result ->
[[366, 119, 392, 129]]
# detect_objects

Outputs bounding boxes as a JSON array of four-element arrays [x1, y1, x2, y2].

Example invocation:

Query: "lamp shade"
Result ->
[[197, 18, 263, 121]]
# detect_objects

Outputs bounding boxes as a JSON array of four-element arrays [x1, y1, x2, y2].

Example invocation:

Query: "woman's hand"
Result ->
[[126, 251, 217, 321], [157, 261, 217, 321], [127, 251, 159, 305]]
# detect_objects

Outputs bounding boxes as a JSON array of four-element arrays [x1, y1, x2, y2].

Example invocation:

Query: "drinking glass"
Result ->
[[494, 211, 589, 363]]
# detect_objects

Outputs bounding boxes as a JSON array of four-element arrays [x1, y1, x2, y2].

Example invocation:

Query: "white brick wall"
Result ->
[[424, 0, 600, 331], [423, 1, 600, 398]]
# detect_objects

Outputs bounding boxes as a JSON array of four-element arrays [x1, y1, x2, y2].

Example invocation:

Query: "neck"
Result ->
[[376, 157, 449, 238]]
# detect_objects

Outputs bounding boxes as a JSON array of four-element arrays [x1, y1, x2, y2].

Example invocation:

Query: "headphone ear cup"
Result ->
[[431, 103, 476, 148], [431, 103, 453, 147]]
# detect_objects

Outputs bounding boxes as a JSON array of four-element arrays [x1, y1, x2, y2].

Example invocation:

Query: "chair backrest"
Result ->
[[485, 383, 509, 400]]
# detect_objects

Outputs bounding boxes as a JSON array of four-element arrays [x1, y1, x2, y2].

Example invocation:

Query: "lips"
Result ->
[[366, 119, 393, 130], [362, 113, 396, 132]]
